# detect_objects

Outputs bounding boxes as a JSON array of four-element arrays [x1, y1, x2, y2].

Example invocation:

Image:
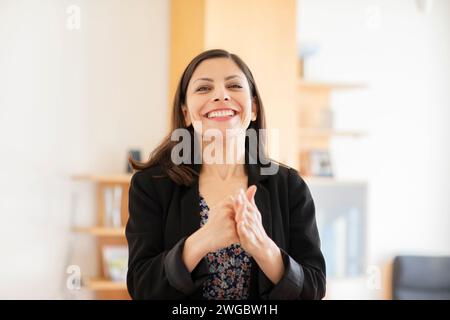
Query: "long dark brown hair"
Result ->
[[129, 49, 268, 186]]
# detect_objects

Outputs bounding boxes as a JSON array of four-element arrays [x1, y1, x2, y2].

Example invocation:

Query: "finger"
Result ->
[[240, 188, 255, 210], [234, 193, 246, 223], [246, 185, 257, 206], [233, 193, 241, 218], [241, 186, 258, 212], [237, 220, 249, 240], [241, 196, 257, 224], [239, 220, 255, 243], [236, 220, 246, 243], [240, 189, 259, 221]]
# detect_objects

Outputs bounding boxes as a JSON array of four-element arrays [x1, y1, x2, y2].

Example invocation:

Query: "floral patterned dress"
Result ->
[[199, 195, 252, 300]]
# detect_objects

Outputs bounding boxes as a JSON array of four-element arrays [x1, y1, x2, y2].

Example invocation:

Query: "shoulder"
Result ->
[[264, 159, 307, 188], [263, 161, 314, 214], [261, 160, 312, 205], [130, 164, 175, 197], [131, 164, 166, 181]]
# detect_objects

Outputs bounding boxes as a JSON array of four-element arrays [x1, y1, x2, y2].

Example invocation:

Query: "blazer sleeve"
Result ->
[[125, 171, 208, 299], [265, 168, 326, 300]]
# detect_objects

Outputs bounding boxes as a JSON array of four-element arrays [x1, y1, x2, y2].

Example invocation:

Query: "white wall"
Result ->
[[298, 0, 450, 299], [0, 0, 169, 298]]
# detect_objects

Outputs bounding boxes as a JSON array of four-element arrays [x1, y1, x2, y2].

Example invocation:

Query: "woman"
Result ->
[[126, 49, 326, 300]]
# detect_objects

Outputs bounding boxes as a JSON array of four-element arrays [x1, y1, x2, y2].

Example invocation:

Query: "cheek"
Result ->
[[186, 98, 205, 120], [237, 97, 253, 118]]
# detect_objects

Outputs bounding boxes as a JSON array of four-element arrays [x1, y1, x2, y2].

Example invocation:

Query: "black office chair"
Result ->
[[392, 255, 450, 300]]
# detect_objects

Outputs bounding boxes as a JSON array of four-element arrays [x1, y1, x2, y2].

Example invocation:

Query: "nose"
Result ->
[[213, 86, 230, 102]]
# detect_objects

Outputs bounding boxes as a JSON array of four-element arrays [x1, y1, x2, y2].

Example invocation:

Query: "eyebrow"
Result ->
[[193, 75, 242, 83]]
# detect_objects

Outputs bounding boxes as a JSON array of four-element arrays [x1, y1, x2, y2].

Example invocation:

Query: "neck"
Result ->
[[201, 134, 246, 180]]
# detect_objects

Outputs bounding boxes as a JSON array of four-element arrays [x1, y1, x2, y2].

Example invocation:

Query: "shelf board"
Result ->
[[304, 176, 367, 186], [299, 128, 366, 138], [298, 80, 367, 90], [71, 174, 132, 184], [72, 226, 125, 237], [83, 278, 127, 291]]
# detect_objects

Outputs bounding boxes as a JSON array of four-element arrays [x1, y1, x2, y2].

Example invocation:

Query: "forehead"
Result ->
[[190, 58, 245, 81]]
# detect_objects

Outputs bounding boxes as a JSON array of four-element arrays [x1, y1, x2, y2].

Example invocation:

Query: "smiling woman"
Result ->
[[183, 58, 257, 147], [125, 49, 326, 300], [129, 49, 267, 186]]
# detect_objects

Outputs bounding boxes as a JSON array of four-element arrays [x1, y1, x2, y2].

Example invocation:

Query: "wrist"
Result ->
[[182, 228, 211, 273], [254, 237, 280, 264], [253, 237, 285, 285], [188, 227, 211, 256]]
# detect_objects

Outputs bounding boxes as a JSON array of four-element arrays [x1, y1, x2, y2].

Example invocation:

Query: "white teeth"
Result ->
[[207, 109, 235, 118]]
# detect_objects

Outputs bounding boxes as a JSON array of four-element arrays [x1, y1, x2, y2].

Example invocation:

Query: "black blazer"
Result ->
[[125, 159, 326, 300]]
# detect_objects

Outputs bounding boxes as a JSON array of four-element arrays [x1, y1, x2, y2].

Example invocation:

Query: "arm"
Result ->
[[233, 187, 285, 285], [125, 172, 208, 299], [182, 227, 210, 273], [252, 237, 285, 285], [266, 168, 326, 300]]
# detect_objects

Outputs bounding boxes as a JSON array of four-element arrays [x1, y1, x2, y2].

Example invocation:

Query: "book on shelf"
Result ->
[[102, 245, 128, 282], [104, 186, 123, 228]]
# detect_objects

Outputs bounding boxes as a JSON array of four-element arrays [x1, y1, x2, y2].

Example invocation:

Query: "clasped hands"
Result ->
[[194, 185, 285, 284], [202, 185, 274, 260]]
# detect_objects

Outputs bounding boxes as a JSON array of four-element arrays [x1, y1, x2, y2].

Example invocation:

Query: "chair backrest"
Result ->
[[392, 255, 450, 300]]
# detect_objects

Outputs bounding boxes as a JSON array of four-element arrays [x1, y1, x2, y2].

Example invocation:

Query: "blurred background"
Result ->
[[0, 0, 449, 299]]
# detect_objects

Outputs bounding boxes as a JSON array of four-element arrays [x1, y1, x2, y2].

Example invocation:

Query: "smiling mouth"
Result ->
[[205, 109, 238, 121]]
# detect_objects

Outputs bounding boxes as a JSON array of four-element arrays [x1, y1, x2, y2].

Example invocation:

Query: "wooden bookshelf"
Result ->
[[72, 174, 132, 184], [72, 226, 126, 237], [299, 80, 367, 91], [299, 128, 367, 138], [84, 278, 128, 291], [70, 174, 131, 300], [304, 176, 367, 186], [297, 75, 367, 176], [169, 0, 299, 167]]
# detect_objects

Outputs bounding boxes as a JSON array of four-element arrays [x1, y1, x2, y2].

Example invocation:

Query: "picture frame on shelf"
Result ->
[[300, 149, 334, 177], [126, 149, 142, 173], [310, 149, 333, 177]]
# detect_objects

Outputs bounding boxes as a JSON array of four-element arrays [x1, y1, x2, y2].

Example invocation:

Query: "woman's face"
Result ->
[[183, 58, 257, 140]]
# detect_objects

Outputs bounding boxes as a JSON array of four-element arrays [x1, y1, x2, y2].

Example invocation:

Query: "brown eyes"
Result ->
[[195, 84, 243, 92], [196, 86, 209, 92]]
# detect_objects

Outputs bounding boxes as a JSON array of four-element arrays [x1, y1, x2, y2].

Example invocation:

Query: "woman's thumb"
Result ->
[[246, 185, 257, 204]]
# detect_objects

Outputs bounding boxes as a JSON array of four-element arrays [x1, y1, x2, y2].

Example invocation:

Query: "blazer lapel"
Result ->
[[179, 164, 202, 240]]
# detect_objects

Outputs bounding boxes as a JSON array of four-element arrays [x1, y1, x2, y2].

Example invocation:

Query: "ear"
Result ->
[[251, 98, 257, 121], [181, 105, 192, 127]]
